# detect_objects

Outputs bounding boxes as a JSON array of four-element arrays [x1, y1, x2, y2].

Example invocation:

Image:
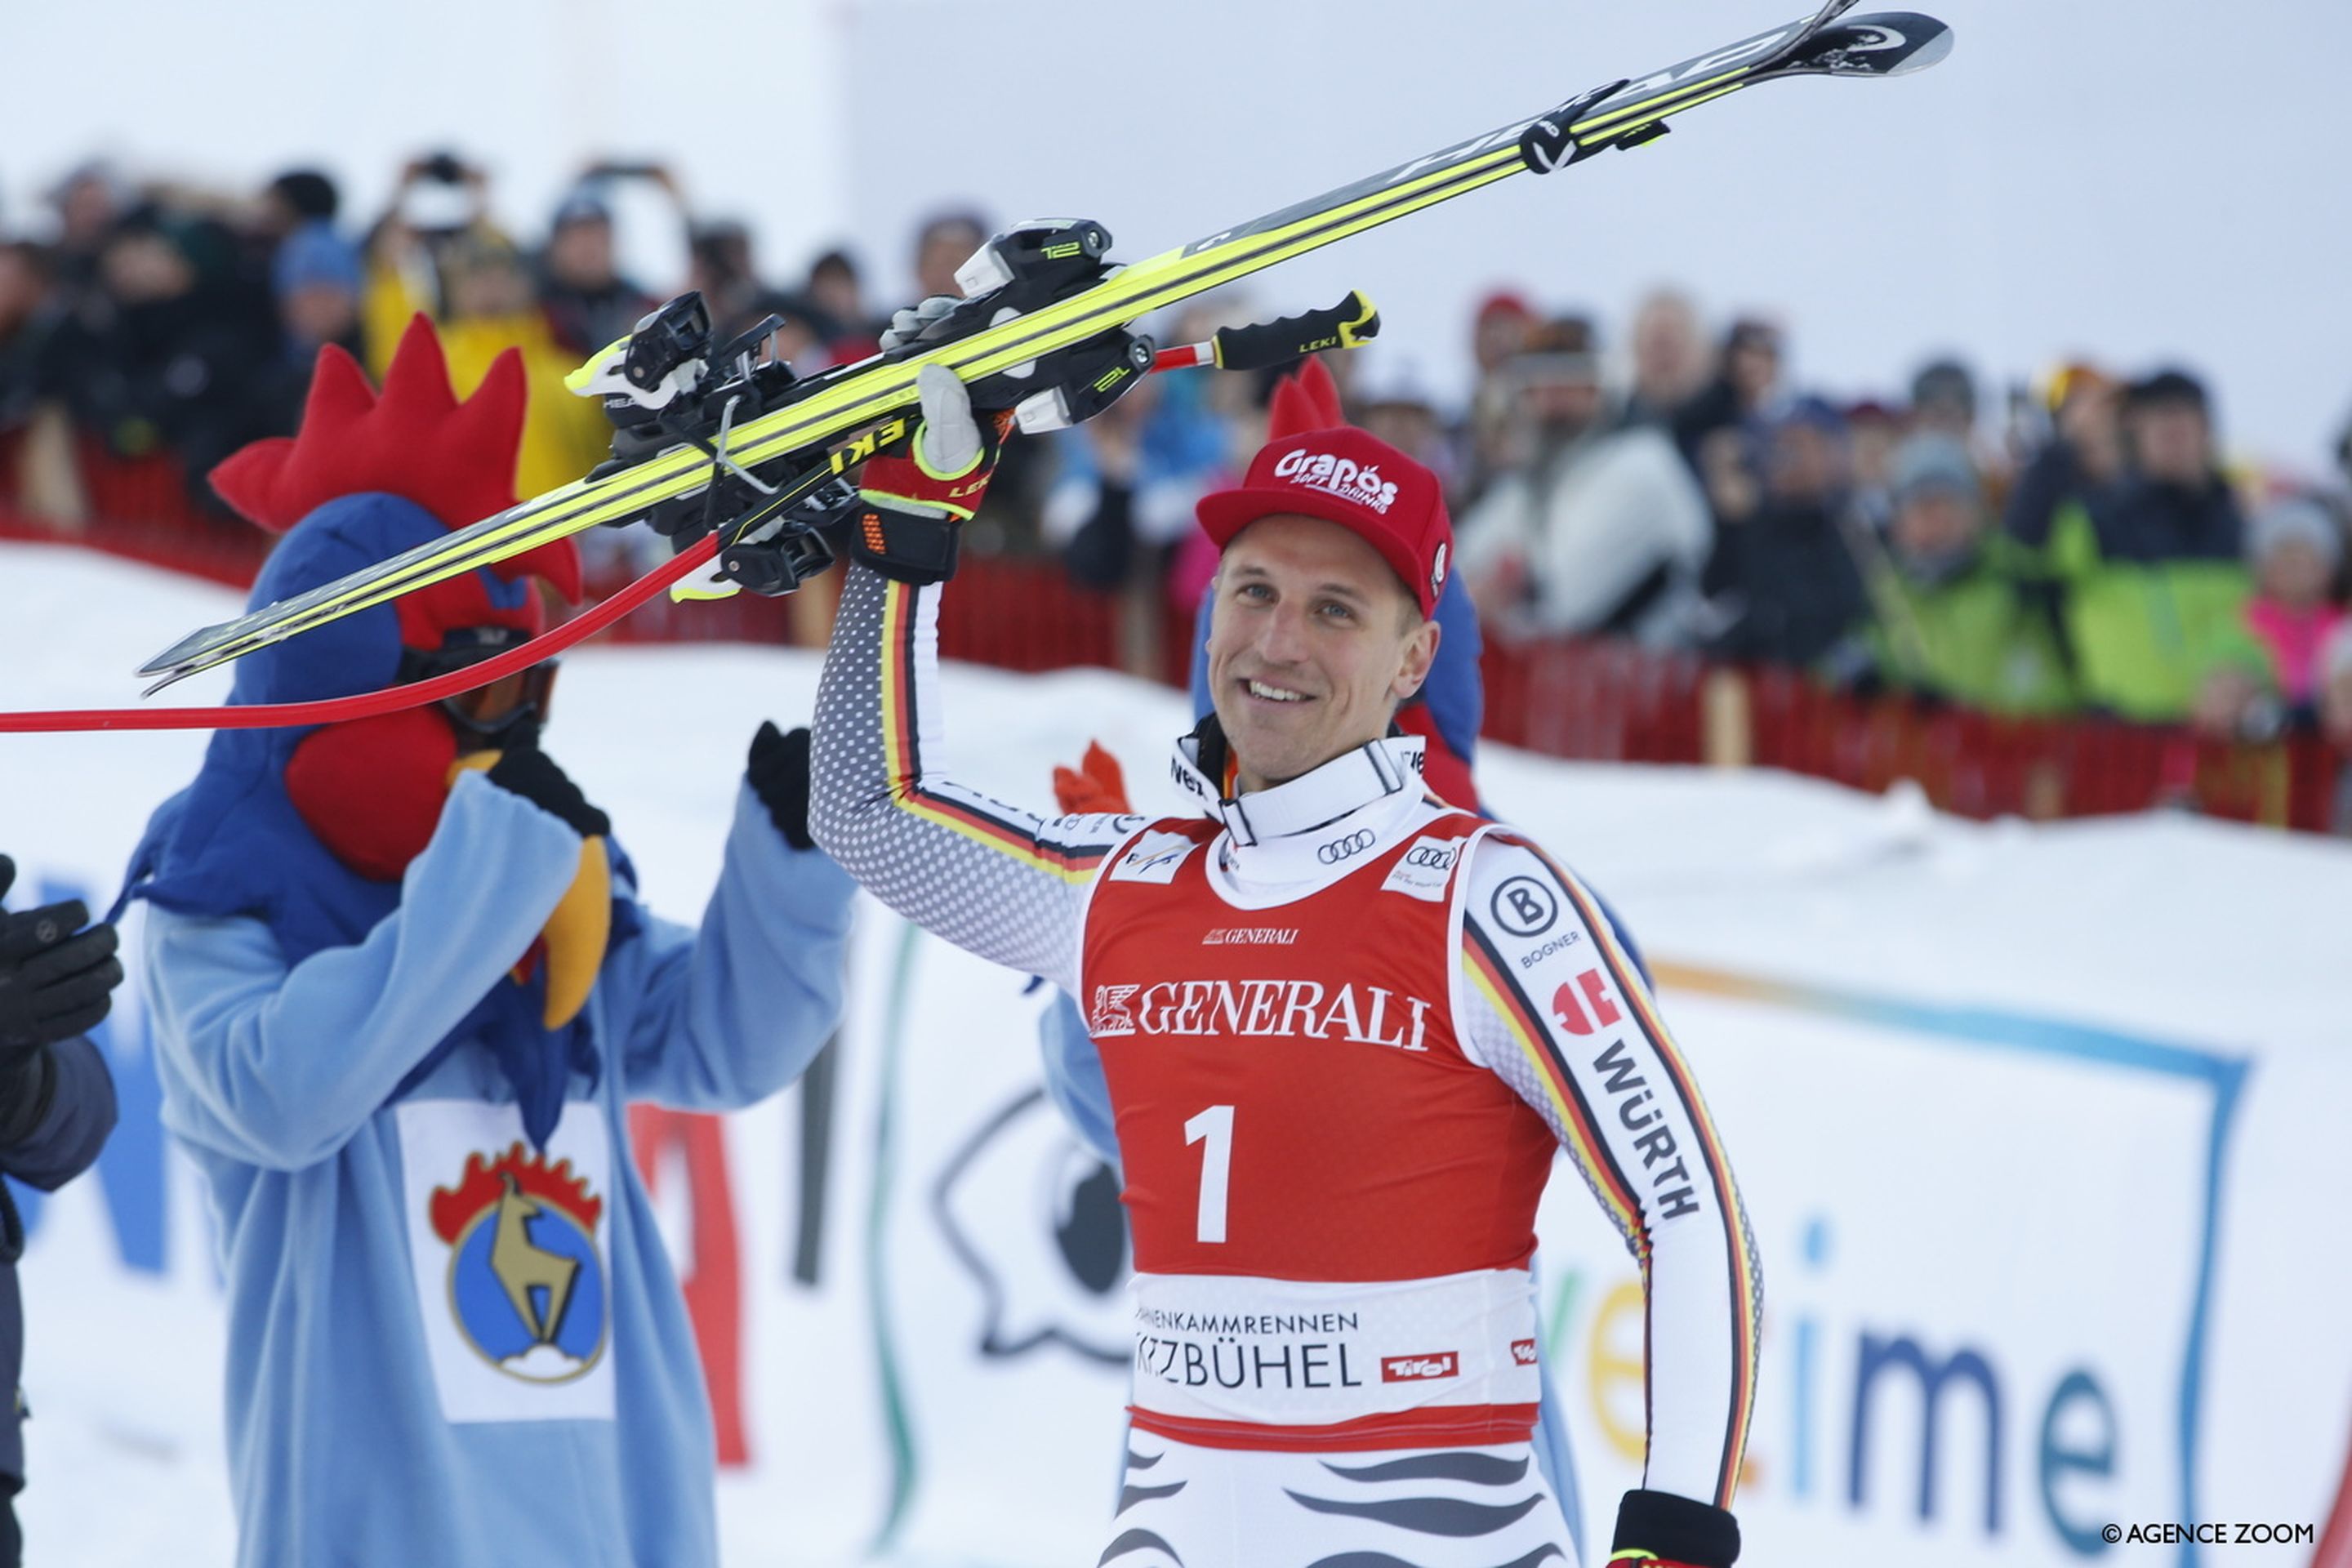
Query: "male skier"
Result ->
[[812, 339, 1758, 1564]]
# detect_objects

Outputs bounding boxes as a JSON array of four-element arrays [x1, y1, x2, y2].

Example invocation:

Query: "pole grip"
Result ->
[[1209, 291, 1380, 371]]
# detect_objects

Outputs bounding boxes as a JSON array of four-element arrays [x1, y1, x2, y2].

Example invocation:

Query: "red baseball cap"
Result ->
[[1195, 425, 1452, 618]]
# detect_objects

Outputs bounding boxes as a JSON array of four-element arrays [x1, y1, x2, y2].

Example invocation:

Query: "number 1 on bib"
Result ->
[[1185, 1105, 1234, 1244]]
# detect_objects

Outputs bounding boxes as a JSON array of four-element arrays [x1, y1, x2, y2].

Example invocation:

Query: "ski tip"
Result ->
[[136, 621, 232, 684], [136, 644, 195, 681], [1852, 12, 1953, 75], [1791, 11, 1953, 79]]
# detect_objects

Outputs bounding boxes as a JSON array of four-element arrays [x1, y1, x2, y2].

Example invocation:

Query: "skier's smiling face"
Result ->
[[1206, 514, 1439, 794]]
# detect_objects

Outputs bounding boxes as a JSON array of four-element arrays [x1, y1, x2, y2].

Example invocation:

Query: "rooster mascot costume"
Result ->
[[122, 318, 853, 1568]]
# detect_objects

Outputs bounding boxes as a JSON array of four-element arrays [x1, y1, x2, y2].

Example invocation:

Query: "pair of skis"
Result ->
[[121, 0, 1949, 712]]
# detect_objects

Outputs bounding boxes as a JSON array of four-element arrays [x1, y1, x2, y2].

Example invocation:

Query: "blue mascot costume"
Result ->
[[122, 318, 857, 1568]]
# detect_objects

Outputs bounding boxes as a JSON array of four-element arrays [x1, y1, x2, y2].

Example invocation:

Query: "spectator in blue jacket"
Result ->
[[0, 855, 122, 1567]]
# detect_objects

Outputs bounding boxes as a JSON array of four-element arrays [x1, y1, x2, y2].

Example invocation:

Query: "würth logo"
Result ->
[[1272, 448, 1401, 514], [1551, 967, 1624, 1037], [1512, 1339, 1538, 1366], [1382, 1352, 1460, 1383]]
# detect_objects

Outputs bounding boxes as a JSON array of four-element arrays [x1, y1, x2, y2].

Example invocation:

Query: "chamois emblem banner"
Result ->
[[396, 1101, 616, 1423]]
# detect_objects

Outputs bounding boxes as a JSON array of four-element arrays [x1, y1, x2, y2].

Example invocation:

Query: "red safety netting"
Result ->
[[2, 465, 2343, 834]]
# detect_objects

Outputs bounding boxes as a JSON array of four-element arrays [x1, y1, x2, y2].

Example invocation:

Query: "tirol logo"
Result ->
[[1382, 1352, 1460, 1383], [1090, 984, 1140, 1037], [1512, 1338, 1538, 1365], [429, 1143, 607, 1383], [1271, 447, 1401, 514]]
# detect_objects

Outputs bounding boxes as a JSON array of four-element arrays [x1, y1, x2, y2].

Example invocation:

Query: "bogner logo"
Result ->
[[1382, 1352, 1460, 1383], [1272, 448, 1401, 514], [1084, 978, 1432, 1051], [1316, 828, 1377, 865]]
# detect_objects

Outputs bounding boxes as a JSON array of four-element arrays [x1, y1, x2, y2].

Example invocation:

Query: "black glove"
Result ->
[[0, 856, 125, 1052], [748, 722, 815, 850], [1609, 1488, 1741, 1568], [486, 745, 610, 840]]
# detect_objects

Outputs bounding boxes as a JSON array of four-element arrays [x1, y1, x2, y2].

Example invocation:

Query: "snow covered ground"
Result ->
[[1, 540, 2347, 1566]]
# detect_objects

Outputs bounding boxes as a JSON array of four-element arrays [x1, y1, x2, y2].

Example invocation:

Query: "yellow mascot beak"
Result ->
[[452, 751, 612, 1029], [535, 835, 610, 1028]]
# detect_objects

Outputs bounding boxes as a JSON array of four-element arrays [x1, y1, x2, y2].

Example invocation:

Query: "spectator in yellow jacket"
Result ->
[[364, 229, 610, 505]]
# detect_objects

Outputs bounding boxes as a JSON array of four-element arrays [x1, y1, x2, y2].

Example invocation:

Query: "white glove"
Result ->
[[880, 295, 960, 353]]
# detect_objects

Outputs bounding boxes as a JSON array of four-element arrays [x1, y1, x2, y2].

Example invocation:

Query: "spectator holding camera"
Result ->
[[2004, 363, 2126, 565], [1701, 397, 1866, 666]]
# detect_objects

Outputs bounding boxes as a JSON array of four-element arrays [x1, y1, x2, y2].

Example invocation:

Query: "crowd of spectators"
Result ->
[[4, 152, 2351, 793]]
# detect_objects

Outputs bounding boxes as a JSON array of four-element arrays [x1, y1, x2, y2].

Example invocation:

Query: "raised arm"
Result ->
[[1455, 833, 1759, 1565], [612, 767, 856, 1111], [810, 564, 1141, 991]]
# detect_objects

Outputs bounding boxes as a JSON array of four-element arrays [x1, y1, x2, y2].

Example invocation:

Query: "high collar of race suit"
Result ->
[[1169, 717, 1438, 895]]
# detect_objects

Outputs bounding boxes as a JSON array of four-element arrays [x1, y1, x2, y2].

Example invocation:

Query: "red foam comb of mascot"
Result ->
[[207, 316, 599, 1023]]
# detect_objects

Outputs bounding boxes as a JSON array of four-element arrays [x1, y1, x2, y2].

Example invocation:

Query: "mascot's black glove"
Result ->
[[0, 856, 123, 1054], [748, 722, 816, 850], [486, 742, 610, 840]]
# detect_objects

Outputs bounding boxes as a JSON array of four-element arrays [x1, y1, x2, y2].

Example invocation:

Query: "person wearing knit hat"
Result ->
[[2243, 494, 2348, 711], [1841, 432, 2076, 715], [271, 220, 363, 354], [812, 284, 1757, 1566]]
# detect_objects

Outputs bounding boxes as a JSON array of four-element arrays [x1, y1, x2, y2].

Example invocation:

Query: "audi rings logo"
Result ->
[[1317, 829, 1378, 865], [1403, 844, 1457, 871]]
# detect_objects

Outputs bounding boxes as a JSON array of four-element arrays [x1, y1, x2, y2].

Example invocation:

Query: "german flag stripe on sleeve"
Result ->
[[1523, 844, 1761, 1509], [1460, 921, 1647, 1259], [876, 579, 1106, 885]]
